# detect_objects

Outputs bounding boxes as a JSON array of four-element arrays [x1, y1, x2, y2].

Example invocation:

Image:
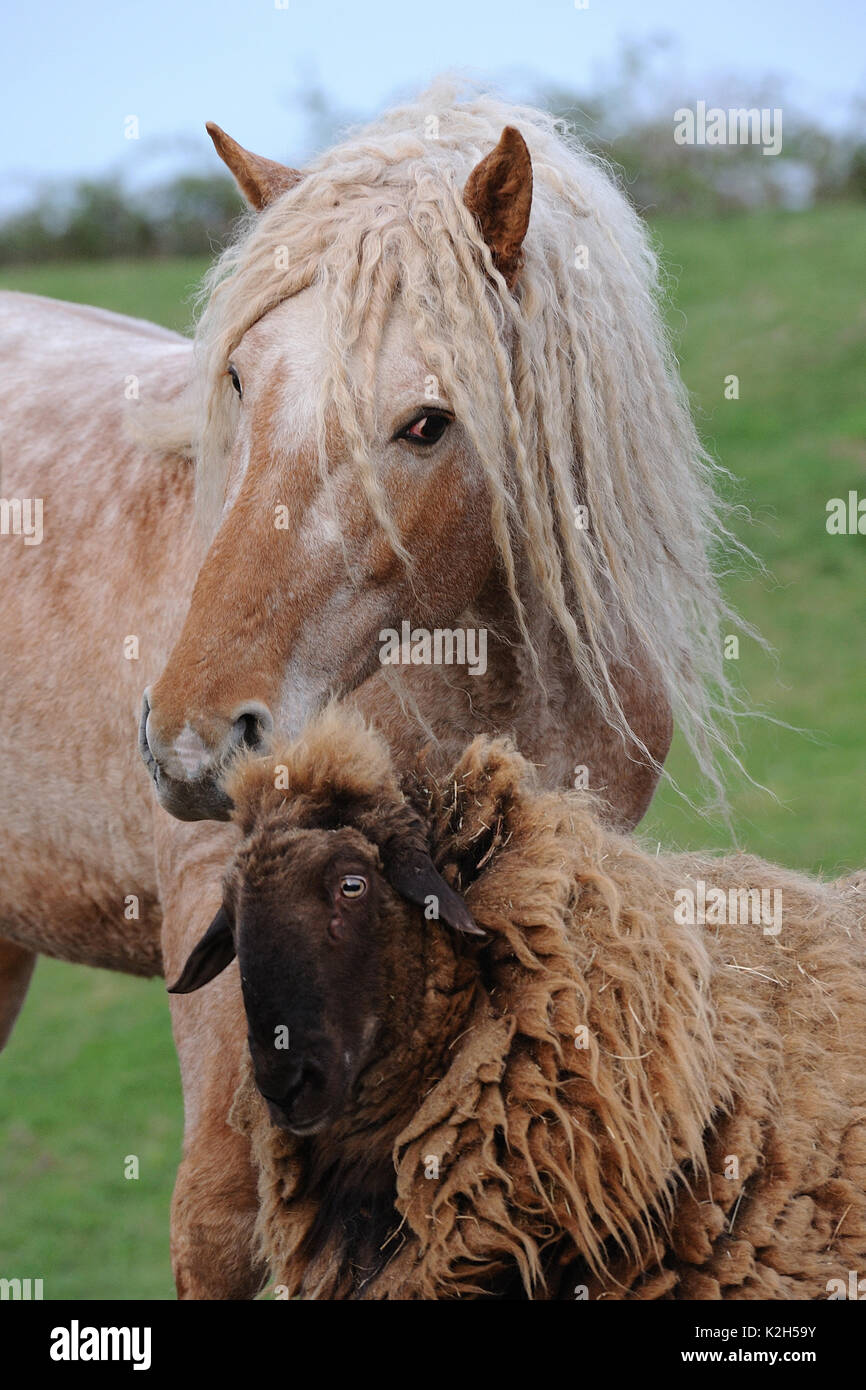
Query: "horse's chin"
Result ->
[[154, 770, 234, 822], [145, 757, 233, 821]]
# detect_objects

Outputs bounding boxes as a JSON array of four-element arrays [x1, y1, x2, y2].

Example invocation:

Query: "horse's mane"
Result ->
[[156, 79, 755, 808]]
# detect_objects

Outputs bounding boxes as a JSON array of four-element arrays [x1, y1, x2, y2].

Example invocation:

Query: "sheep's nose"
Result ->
[[138, 690, 274, 820], [260, 1059, 325, 1107], [257, 1059, 332, 1134]]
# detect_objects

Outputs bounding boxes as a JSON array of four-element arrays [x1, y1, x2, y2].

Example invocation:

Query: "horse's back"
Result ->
[[0, 290, 191, 414], [0, 287, 188, 346], [0, 292, 198, 975]]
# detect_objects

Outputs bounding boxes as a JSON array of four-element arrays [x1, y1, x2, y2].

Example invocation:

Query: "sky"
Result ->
[[2, 0, 864, 207]]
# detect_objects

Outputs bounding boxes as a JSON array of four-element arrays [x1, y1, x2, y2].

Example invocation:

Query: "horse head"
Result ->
[[141, 119, 533, 820]]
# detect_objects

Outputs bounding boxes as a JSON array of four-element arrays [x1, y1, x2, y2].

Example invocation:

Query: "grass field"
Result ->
[[1, 203, 864, 1299]]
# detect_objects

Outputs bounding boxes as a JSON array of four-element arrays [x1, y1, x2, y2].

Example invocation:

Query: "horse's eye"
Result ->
[[339, 875, 367, 899], [398, 412, 451, 446], [227, 364, 243, 398]]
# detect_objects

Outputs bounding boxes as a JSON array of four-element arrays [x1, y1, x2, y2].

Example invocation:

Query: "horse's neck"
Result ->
[[472, 567, 596, 781], [353, 559, 670, 827], [353, 566, 594, 790]]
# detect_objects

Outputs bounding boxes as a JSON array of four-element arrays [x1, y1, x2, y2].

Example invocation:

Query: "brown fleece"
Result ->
[[226, 710, 866, 1300]]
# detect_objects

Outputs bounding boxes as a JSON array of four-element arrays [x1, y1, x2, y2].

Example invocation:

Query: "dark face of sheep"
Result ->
[[168, 816, 482, 1137], [240, 828, 393, 1135]]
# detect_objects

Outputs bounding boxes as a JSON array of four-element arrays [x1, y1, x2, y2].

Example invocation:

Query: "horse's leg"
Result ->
[[154, 813, 265, 1300], [170, 1041, 265, 1300], [0, 937, 37, 1051]]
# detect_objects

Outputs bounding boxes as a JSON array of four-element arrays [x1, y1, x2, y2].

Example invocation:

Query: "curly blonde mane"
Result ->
[[166, 81, 754, 803]]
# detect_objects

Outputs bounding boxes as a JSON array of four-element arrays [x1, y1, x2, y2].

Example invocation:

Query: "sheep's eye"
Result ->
[[339, 875, 367, 899], [227, 364, 243, 398], [397, 411, 451, 446]]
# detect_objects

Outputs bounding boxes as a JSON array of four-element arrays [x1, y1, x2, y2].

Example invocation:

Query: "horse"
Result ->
[[0, 84, 741, 1297]]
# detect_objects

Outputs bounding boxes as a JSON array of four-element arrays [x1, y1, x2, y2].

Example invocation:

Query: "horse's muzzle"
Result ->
[[138, 691, 235, 822]]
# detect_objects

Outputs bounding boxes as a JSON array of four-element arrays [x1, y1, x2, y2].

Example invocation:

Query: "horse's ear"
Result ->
[[206, 123, 302, 210], [463, 125, 533, 290], [385, 846, 485, 938], [167, 905, 236, 993]]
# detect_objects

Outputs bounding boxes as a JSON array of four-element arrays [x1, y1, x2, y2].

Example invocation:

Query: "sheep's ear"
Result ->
[[167, 905, 236, 993], [386, 849, 485, 938]]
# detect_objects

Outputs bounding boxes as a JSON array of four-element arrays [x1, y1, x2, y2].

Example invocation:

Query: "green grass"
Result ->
[[1, 204, 864, 1299], [641, 206, 866, 873], [0, 257, 209, 336], [0, 960, 179, 1299]]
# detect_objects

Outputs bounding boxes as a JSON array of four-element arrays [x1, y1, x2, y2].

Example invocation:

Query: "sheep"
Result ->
[[169, 706, 866, 1300]]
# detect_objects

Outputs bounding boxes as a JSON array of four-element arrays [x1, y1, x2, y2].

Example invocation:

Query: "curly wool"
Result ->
[[229, 714, 866, 1299]]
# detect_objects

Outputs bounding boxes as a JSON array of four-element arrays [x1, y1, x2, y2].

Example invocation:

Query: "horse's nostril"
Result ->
[[237, 714, 263, 750], [230, 704, 274, 754], [139, 691, 154, 761]]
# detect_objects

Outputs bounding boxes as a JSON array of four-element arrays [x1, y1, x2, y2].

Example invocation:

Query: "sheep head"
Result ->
[[167, 707, 483, 1138]]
